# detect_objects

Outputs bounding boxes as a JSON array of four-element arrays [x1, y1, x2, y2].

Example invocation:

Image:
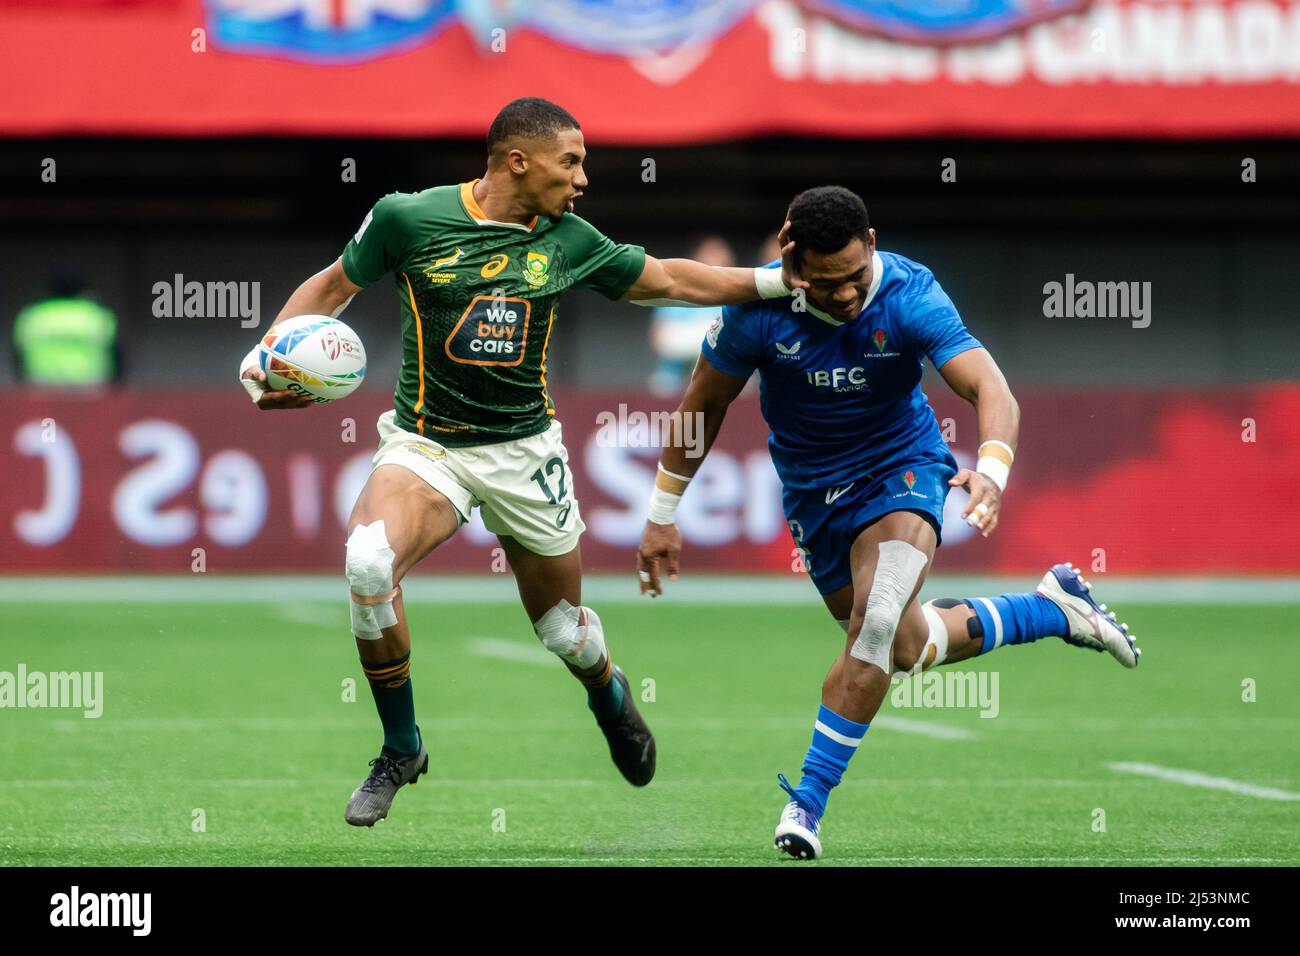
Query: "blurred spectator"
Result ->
[[648, 235, 735, 396], [13, 274, 120, 387], [757, 230, 782, 267]]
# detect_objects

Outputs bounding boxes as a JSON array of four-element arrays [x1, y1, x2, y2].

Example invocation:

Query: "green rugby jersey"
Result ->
[[341, 180, 646, 446]]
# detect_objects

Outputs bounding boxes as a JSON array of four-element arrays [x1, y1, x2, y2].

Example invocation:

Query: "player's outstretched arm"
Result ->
[[239, 259, 365, 411], [938, 347, 1021, 538], [623, 221, 808, 307], [637, 355, 749, 596]]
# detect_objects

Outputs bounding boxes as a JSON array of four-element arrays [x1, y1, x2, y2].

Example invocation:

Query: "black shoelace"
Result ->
[[361, 754, 404, 791]]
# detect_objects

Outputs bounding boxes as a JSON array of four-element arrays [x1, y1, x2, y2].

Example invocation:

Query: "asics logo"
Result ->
[[825, 483, 854, 505]]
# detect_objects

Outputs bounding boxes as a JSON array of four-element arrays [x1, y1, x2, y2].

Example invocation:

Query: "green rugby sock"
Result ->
[[588, 676, 625, 721], [362, 653, 420, 755]]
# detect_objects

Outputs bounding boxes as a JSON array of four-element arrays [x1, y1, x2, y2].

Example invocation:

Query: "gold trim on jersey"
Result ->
[[459, 180, 539, 231], [539, 302, 556, 415], [401, 272, 427, 436]]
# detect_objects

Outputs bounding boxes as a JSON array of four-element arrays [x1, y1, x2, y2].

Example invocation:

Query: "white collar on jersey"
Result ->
[[804, 251, 885, 327]]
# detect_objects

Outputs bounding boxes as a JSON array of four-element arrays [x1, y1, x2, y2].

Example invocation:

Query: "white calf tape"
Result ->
[[915, 603, 951, 674]]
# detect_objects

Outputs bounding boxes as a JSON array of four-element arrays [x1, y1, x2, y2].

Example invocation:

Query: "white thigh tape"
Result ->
[[851, 540, 928, 674]]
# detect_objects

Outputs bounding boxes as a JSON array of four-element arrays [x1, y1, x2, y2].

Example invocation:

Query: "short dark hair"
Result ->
[[487, 98, 581, 155], [786, 186, 870, 263]]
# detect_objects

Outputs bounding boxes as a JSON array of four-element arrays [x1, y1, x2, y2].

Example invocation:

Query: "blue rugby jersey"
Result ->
[[701, 252, 980, 491]]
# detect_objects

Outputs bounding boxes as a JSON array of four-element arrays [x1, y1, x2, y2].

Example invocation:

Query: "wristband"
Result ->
[[754, 267, 791, 299], [975, 439, 1014, 493], [975, 457, 1010, 492], [239, 344, 266, 404], [655, 462, 691, 494], [647, 486, 683, 525]]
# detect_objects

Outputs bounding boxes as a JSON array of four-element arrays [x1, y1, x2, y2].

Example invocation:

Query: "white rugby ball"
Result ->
[[259, 315, 366, 403]]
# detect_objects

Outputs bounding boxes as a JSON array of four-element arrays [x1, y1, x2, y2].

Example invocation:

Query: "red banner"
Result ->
[[3, 1, 1299, 139], [1, 385, 1295, 574]]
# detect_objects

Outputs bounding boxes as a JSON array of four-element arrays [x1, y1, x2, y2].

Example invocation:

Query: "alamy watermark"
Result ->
[[0, 664, 103, 718], [1043, 274, 1151, 329], [50, 886, 150, 936], [890, 668, 999, 718], [594, 404, 706, 458], [152, 273, 260, 327]]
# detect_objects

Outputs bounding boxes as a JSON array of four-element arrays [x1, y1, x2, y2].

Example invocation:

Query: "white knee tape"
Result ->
[[534, 600, 606, 669], [346, 520, 398, 640], [850, 540, 928, 674]]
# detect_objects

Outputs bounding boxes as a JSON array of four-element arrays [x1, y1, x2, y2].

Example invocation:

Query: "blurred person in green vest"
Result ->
[[13, 274, 120, 386]]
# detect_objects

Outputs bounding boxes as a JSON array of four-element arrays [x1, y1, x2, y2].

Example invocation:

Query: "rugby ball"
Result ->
[[259, 315, 366, 404]]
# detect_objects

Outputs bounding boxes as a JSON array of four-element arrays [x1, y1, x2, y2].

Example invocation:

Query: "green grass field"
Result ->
[[2, 578, 1298, 866]]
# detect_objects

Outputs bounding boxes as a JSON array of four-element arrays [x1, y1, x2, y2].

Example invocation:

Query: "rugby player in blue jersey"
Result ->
[[636, 186, 1140, 860]]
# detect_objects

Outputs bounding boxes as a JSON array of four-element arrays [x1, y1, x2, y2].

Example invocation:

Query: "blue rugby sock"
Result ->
[[963, 593, 1069, 655], [785, 704, 870, 818]]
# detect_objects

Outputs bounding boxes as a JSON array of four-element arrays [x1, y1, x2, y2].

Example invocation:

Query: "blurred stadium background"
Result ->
[[2, 0, 1299, 865], [3, 0, 1300, 578]]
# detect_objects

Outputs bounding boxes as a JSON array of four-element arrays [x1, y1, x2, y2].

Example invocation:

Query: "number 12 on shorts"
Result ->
[[530, 456, 572, 529]]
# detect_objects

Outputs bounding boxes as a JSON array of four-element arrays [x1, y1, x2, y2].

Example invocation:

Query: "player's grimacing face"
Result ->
[[800, 232, 876, 321], [523, 128, 588, 220]]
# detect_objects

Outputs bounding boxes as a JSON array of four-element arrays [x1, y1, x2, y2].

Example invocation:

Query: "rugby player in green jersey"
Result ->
[[239, 97, 803, 827]]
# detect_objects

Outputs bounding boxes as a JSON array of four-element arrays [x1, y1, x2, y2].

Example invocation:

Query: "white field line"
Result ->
[[1109, 761, 1300, 801], [3, 575, 1299, 604], [45, 714, 974, 739], [275, 605, 347, 627], [466, 637, 554, 666], [870, 715, 975, 740]]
